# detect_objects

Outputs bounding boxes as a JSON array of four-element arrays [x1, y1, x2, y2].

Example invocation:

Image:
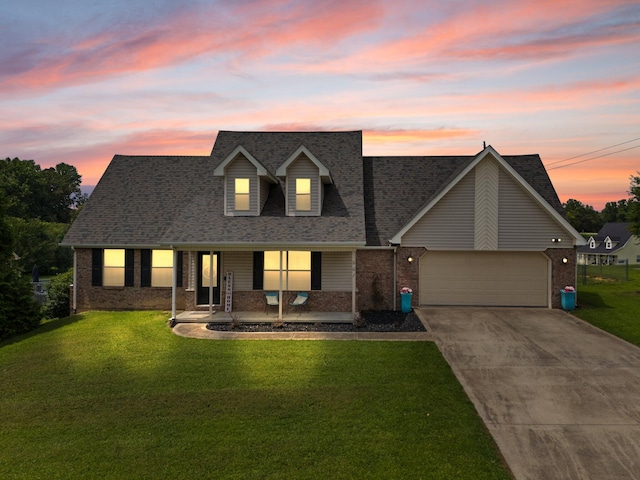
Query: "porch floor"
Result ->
[[175, 310, 353, 324]]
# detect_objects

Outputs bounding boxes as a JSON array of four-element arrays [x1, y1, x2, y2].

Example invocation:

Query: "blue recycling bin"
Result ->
[[560, 290, 576, 311], [401, 293, 413, 313]]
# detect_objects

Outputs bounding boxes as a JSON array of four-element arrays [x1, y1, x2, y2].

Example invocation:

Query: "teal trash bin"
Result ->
[[560, 290, 576, 311], [401, 293, 413, 313]]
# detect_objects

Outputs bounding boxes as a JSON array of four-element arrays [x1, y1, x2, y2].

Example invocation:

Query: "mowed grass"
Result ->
[[0, 311, 511, 480], [574, 265, 640, 347]]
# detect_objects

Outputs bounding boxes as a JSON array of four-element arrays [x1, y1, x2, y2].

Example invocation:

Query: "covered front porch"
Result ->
[[175, 310, 354, 324], [169, 247, 359, 322]]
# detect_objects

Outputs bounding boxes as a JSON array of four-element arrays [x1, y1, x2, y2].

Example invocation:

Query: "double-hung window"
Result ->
[[151, 250, 173, 287], [103, 249, 125, 286], [235, 178, 250, 211], [296, 178, 311, 211]]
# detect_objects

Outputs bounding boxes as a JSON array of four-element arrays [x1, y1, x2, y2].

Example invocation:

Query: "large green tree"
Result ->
[[0, 191, 42, 340], [0, 157, 86, 275], [0, 157, 87, 223], [563, 199, 602, 233], [628, 172, 640, 236]]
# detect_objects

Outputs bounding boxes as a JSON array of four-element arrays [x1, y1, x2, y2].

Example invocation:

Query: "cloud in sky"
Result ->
[[1, 0, 639, 209]]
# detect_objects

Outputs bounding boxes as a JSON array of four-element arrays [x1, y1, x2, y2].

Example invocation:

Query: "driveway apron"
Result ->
[[419, 307, 640, 480]]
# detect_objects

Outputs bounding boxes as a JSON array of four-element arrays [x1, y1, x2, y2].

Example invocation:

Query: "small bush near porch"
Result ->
[[0, 311, 510, 479]]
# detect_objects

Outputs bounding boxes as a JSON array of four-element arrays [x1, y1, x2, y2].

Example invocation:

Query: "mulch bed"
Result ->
[[206, 310, 426, 332]]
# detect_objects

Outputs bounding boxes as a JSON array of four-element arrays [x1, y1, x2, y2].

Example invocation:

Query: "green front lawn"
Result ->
[[574, 266, 640, 347], [0, 311, 510, 479]]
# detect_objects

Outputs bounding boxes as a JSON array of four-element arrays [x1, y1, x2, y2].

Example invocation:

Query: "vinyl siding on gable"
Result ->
[[498, 170, 568, 250], [287, 155, 320, 216], [401, 172, 475, 249]]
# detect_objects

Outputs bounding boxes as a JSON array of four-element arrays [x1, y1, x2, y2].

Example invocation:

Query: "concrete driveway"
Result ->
[[418, 307, 640, 480]]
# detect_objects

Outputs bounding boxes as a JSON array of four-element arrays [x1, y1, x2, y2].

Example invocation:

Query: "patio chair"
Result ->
[[264, 292, 279, 315], [288, 292, 309, 314]]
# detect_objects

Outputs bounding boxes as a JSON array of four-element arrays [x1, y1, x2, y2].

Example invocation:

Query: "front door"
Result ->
[[197, 252, 221, 305]]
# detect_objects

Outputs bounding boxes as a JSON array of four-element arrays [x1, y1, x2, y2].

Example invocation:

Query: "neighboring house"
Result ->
[[578, 223, 640, 265], [61, 131, 585, 319]]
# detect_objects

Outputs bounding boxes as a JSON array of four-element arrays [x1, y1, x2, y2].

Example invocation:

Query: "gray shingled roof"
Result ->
[[577, 222, 634, 254], [62, 131, 366, 247], [62, 132, 565, 249], [363, 153, 566, 246]]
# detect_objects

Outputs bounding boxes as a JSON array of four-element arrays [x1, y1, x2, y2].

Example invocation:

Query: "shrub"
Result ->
[[0, 263, 42, 340], [44, 269, 73, 319]]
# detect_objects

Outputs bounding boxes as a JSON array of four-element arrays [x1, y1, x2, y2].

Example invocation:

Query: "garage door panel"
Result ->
[[420, 251, 548, 307]]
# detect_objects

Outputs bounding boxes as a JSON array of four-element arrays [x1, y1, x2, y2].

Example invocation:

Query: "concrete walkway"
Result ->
[[421, 307, 640, 480]]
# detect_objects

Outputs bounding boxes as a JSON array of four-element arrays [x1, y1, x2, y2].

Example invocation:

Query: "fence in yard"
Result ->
[[32, 281, 49, 304], [579, 260, 629, 285]]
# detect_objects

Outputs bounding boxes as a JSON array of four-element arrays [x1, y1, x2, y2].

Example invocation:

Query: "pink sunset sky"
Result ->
[[1, 0, 639, 210]]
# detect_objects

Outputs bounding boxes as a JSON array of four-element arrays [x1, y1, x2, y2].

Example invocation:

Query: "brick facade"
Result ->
[[545, 247, 578, 309], [75, 246, 577, 313], [356, 249, 395, 311], [75, 248, 356, 313], [74, 248, 189, 312]]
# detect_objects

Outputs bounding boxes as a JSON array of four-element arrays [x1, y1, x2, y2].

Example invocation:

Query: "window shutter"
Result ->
[[140, 249, 151, 287], [91, 249, 103, 286], [311, 252, 322, 290], [125, 249, 135, 287], [253, 251, 264, 290], [176, 251, 183, 288]]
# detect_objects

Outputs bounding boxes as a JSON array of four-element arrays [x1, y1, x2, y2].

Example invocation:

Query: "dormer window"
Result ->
[[605, 237, 612, 249], [296, 178, 311, 211], [235, 178, 250, 211], [213, 145, 277, 216], [276, 145, 333, 216], [589, 237, 596, 249]]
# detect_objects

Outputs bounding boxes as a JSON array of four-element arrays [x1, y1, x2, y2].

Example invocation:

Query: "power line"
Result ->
[[546, 136, 640, 167], [547, 144, 640, 171]]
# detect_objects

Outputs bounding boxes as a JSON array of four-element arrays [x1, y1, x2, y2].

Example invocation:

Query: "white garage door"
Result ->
[[419, 251, 549, 307]]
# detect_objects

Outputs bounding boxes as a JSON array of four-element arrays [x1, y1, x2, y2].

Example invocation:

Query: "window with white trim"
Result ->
[[264, 251, 311, 291], [605, 238, 612, 249], [103, 249, 125, 286], [235, 178, 250, 211]]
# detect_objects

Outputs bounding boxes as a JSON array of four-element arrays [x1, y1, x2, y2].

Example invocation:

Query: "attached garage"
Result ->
[[419, 251, 550, 307]]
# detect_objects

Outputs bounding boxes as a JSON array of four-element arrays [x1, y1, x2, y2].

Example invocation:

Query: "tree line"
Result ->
[[1, 157, 86, 339], [563, 173, 640, 234]]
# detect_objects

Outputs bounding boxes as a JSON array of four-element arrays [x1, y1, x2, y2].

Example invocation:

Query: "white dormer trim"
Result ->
[[605, 236, 613, 249], [589, 237, 596, 249], [389, 145, 587, 246], [276, 145, 333, 184], [213, 145, 277, 182]]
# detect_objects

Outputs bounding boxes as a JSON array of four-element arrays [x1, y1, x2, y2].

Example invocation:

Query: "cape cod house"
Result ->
[[61, 131, 585, 321], [578, 222, 640, 265]]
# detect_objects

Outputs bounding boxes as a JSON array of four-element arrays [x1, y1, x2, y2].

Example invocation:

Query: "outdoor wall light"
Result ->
[[562, 257, 569, 264], [551, 238, 562, 243], [407, 255, 414, 263]]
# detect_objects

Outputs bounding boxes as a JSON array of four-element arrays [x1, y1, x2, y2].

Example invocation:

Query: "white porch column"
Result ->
[[278, 250, 283, 321], [171, 249, 178, 320], [352, 249, 357, 319], [209, 251, 214, 318]]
